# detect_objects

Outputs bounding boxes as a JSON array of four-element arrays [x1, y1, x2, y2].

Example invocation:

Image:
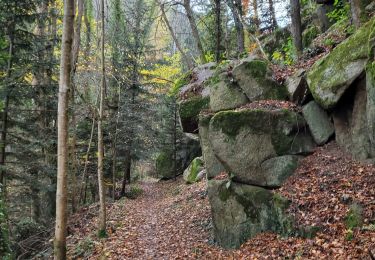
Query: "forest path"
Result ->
[[66, 143, 375, 259], [69, 177, 215, 259]]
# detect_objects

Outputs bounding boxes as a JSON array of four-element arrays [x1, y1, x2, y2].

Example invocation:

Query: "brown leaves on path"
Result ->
[[66, 142, 375, 259]]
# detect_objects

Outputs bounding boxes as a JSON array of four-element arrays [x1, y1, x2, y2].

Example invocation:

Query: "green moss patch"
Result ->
[[156, 151, 174, 178], [184, 157, 204, 184], [178, 96, 210, 120], [210, 108, 304, 138], [307, 16, 375, 108], [170, 71, 193, 96]]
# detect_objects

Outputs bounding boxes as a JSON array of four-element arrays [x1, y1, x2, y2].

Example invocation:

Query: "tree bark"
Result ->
[[80, 116, 95, 204], [350, 0, 362, 28], [97, 0, 107, 236], [183, 0, 207, 63], [226, 0, 245, 55], [157, 1, 193, 68], [70, 0, 84, 213], [252, 0, 260, 34], [215, 0, 222, 62], [268, 0, 278, 30], [54, 0, 75, 258], [290, 0, 303, 57]]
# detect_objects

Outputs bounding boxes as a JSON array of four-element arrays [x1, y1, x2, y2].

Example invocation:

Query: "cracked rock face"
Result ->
[[207, 108, 315, 187], [208, 180, 293, 249]]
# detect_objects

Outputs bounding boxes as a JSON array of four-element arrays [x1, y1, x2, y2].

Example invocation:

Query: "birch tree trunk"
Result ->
[[97, 0, 107, 236], [54, 0, 75, 258]]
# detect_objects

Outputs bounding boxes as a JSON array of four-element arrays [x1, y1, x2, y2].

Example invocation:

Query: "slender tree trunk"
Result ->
[[183, 0, 207, 63], [0, 18, 14, 188], [31, 170, 41, 222], [54, 0, 75, 258], [173, 100, 177, 180], [215, 0, 222, 62], [268, 0, 278, 30], [97, 0, 107, 236], [70, 0, 84, 213], [252, 0, 260, 34], [80, 116, 95, 204], [227, 0, 245, 55], [157, 1, 193, 68], [111, 103, 120, 201], [290, 0, 303, 57], [350, 0, 362, 28], [121, 149, 131, 196]]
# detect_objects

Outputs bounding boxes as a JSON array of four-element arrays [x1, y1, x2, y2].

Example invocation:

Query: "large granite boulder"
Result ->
[[302, 101, 334, 145], [156, 150, 174, 179], [178, 97, 209, 133], [333, 76, 375, 160], [183, 157, 204, 184], [307, 17, 375, 109], [177, 63, 216, 133], [232, 58, 288, 101], [209, 72, 248, 112], [367, 63, 375, 147], [208, 108, 315, 187], [198, 113, 226, 179], [208, 180, 293, 249]]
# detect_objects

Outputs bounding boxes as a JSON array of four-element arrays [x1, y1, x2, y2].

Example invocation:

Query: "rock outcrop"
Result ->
[[156, 133, 201, 179], [198, 113, 226, 179], [208, 180, 293, 249], [302, 101, 334, 145], [171, 18, 375, 249], [208, 108, 314, 187], [183, 157, 204, 184], [307, 18, 374, 109]]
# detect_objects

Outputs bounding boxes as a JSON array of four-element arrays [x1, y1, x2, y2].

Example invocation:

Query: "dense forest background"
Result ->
[[0, 0, 372, 258]]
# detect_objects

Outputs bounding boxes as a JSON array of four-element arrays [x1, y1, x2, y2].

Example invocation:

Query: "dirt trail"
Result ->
[[67, 143, 375, 259]]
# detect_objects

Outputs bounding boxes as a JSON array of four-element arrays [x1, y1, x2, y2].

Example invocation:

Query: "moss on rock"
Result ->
[[156, 151, 174, 178], [307, 17, 375, 109], [170, 71, 192, 96], [179, 96, 210, 120], [232, 59, 288, 102], [183, 157, 204, 184], [210, 108, 305, 139], [207, 180, 295, 249]]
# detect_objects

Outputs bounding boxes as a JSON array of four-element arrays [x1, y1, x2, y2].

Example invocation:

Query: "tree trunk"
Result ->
[[70, 0, 84, 213], [97, 0, 107, 236], [226, 0, 245, 55], [268, 0, 278, 30], [290, 0, 303, 57], [157, 1, 193, 68], [252, 0, 260, 34], [54, 0, 75, 258], [183, 0, 207, 63], [121, 149, 131, 196], [350, 0, 362, 28], [215, 0, 222, 62], [80, 116, 95, 204]]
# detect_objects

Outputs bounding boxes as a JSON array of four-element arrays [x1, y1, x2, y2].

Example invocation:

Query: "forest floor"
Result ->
[[66, 142, 375, 260]]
